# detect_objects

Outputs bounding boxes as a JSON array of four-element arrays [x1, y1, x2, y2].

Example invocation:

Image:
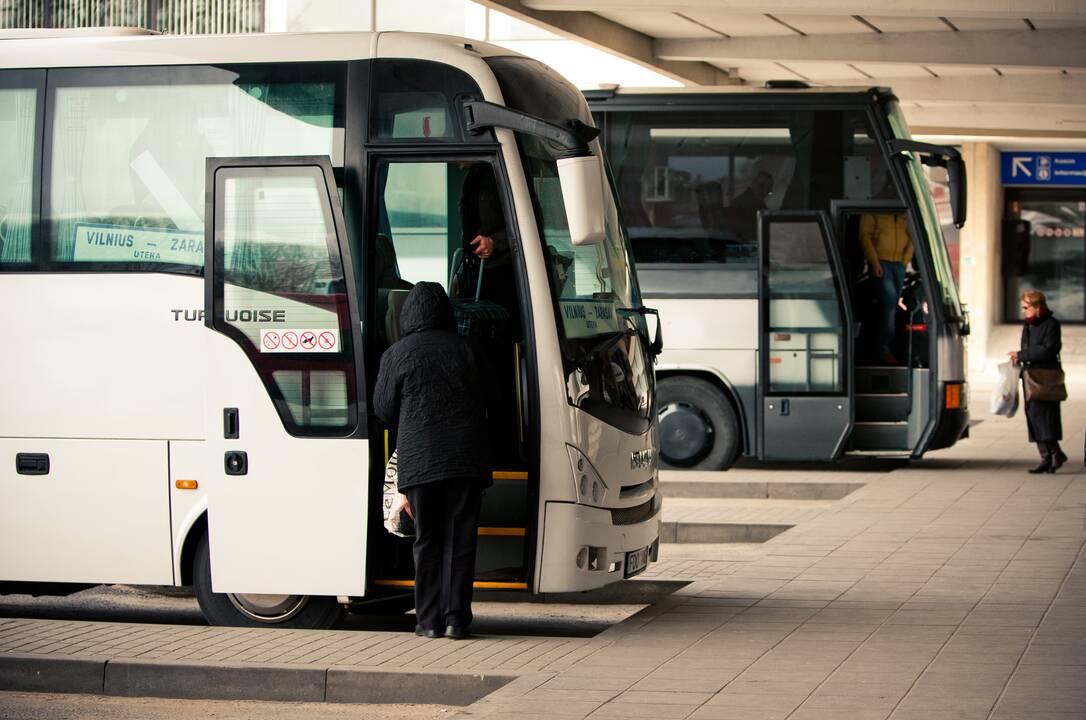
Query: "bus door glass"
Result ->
[[758, 211, 853, 460], [203, 156, 368, 596]]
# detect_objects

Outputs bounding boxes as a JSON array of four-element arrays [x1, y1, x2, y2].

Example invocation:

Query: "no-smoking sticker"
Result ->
[[260, 329, 340, 353]]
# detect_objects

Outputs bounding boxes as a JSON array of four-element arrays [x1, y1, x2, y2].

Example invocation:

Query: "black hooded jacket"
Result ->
[[373, 282, 492, 490]]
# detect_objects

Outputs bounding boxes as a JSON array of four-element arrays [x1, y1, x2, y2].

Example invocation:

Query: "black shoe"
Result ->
[[1049, 451, 1068, 473], [445, 625, 471, 640], [415, 625, 443, 639], [1029, 460, 1052, 474]]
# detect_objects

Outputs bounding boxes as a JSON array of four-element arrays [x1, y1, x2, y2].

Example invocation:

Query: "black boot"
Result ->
[[1030, 445, 1052, 474], [1049, 445, 1068, 473]]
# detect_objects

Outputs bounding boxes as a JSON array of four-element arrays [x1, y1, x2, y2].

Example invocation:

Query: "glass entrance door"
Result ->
[[1004, 189, 1086, 322]]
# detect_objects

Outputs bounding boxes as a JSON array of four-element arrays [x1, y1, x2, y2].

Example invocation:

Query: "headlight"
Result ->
[[566, 445, 608, 505]]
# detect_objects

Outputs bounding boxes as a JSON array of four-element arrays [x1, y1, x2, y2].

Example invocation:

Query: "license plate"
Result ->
[[624, 546, 650, 578]]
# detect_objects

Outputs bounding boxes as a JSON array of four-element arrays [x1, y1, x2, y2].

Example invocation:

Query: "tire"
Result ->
[[192, 530, 344, 629], [656, 376, 740, 470]]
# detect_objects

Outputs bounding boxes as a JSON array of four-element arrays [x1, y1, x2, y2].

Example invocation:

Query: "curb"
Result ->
[[660, 480, 864, 500], [0, 653, 515, 706], [659, 521, 793, 543]]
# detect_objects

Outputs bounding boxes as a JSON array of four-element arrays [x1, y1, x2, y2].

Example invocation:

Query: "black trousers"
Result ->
[[405, 480, 483, 631]]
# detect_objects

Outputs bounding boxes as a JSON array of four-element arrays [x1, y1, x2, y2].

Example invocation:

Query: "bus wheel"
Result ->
[[657, 377, 739, 470], [192, 531, 344, 629]]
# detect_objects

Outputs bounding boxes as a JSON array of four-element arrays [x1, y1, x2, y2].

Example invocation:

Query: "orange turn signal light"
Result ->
[[945, 383, 962, 410], [175, 479, 198, 490]]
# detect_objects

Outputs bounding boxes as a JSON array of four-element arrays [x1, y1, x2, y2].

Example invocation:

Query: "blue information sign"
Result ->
[[1001, 151, 1086, 186]]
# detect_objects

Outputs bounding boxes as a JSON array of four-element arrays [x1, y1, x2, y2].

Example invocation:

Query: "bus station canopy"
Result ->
[[476, 0, 1086, 138]]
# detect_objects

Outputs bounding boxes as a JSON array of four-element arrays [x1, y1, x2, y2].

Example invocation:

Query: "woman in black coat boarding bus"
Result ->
[[374, 282, 492, 639], [1009, 290, 1067, 474]]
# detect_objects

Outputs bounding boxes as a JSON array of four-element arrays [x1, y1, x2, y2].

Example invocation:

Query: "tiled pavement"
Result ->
[[2, 384, 1084, 718], [464, 386, 1086, 720]]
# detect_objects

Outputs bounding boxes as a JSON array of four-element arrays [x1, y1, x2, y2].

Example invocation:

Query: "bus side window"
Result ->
[[45, 65, 343, 272], [0, 77, 40, 265]]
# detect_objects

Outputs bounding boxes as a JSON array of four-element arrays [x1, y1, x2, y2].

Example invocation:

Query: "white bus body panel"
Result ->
[[0, 273, 206, 584], [168, 440, 209, 582], [0, 438, 173, 584], [202, 332, 367, 597], [0, 274, 205, 440], [652, 298, 758, 352]]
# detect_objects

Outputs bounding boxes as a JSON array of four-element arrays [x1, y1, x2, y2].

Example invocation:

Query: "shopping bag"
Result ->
[[990, 362, 1020, 418], [381, 452, 415, 538]]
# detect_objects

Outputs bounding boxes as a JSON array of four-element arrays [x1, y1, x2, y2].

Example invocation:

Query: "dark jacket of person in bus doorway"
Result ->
[[373, 281, 494, 640]]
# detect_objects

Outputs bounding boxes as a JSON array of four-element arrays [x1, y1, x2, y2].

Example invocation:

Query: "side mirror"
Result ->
[[557, 155, 606, 246], [638, 306, 664, 358], [960, 303, 971, 337], [886, 139, 968, 229], [947, 155, 967, 229]]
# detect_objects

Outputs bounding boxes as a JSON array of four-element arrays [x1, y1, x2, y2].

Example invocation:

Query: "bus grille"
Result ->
[[611, 497, 657, 526]]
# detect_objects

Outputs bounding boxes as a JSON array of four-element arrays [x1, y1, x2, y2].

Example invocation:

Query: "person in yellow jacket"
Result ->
[[860, 213, 912, 365]]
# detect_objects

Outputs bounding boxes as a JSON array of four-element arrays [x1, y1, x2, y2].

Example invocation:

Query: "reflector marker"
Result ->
[[373, 579, 528, 590], [478, 527, 526, 537], [492, 470, 529, 481]]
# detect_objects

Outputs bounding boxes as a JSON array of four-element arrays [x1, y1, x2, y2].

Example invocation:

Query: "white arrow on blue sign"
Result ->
[[1011, 157, 1032, 178], [1002, 152, 1086, 186]]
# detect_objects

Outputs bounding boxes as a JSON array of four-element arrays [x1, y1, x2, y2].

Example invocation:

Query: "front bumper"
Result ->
[[536, 499, 661, 593]]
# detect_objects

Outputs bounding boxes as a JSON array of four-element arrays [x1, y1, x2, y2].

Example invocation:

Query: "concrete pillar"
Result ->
[[957, 142, 1003, 374]]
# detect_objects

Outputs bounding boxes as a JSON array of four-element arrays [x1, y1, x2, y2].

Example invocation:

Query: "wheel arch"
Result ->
[[656, 367, 751, 457], [178, 511, 208, 587]]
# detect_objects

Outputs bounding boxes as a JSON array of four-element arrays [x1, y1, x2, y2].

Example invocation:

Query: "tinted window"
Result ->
[[370, 60, 481, 143], [603, 107, 896, 295], [47, 63, 344, 272], [0, 73, 42, 265]]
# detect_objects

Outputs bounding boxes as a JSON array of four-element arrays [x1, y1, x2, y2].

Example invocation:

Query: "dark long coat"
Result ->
[[373, 282, 493, 491], [1019, 313, 1063, 443]]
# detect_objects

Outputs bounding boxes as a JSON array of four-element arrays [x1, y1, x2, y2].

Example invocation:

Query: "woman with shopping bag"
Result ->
[[373, 282, 493, 639], [1009, 290, 1068, 473]]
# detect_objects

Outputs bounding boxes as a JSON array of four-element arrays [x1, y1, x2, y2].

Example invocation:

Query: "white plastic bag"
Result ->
[[381, 452, 415, 537], [990, 362, 1020, 418]]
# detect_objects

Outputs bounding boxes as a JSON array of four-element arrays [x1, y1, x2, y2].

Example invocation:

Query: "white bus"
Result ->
[[589, 86, 969, 469], [0, 29, 661, 628]]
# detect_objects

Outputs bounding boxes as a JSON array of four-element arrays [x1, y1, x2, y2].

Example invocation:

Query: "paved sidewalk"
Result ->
[[2, 385, 1084, 718], [465, 388, 1086, 720]]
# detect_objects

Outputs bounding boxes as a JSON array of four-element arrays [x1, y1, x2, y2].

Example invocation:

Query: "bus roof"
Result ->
[[0, 29, 515, 69], [584, 85, 894, 102], [0, 27, 158, 40]]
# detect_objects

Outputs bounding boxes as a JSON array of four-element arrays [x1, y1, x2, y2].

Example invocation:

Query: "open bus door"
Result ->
[[757, 211, 854, 460], [202, 156, 369, 600]]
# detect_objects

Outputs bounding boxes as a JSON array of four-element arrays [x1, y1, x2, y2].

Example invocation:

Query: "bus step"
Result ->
[[845, 449, 912, 458], [855, 393, 910, 422], [850, 421, 909, 451], [855, 366, 909, 394], [373, 579, 528, 590]]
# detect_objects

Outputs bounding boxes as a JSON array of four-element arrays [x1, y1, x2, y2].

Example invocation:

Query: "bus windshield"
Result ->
[[487, 56, 653, 428], [886, 101, 964, 318]]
